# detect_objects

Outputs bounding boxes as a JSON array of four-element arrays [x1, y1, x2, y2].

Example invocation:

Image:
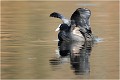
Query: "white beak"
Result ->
[[55, 24, 61, 32]]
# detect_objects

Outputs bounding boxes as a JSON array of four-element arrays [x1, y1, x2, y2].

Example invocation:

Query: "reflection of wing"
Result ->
[[70, 8, 92, 34]]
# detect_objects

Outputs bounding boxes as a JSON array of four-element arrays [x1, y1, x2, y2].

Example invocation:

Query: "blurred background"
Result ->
[[1, 1, 119, 79]]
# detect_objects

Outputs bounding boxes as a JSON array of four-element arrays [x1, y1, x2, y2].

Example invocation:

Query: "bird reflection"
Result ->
[[49, 41, 94, 75]]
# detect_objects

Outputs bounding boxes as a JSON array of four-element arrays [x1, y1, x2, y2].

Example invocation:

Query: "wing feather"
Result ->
[[70, 8, 92, 34], [50, 12, 64, 19]]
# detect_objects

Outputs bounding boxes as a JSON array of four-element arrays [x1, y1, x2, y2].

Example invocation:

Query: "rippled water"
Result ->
[[1, 1, 119, 79]]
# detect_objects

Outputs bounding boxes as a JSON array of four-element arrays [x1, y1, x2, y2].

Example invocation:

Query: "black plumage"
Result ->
[[50, 8, 94, 41], [50, 12, 64, 19]]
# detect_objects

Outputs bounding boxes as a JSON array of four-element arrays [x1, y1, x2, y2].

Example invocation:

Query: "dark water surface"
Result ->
[[1, 1, 119, 79]]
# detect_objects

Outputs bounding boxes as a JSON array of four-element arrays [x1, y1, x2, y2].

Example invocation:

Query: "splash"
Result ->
[[53, 39, 59, 42], [94, 37, 104, 43]]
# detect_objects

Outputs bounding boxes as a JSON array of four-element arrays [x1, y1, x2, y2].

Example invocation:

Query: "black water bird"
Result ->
[[50, 8, 94, 41]]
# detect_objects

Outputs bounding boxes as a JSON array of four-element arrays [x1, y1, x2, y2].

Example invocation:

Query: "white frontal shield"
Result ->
[[55, 24, 61, 32]]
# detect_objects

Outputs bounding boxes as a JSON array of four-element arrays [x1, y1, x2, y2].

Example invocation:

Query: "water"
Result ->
[[1, 1, 119, 79]]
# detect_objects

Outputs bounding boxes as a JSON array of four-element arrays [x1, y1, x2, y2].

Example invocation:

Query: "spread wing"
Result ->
[[70, 8, 92, 34], [50, 12, 65, 19]]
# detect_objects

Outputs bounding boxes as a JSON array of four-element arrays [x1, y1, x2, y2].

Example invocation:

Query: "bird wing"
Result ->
[[70, 8, 92, 34], [50, 12, 65, 19]]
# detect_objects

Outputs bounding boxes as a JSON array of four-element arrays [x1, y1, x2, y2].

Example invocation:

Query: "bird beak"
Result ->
[[55, 24, 61, 32]]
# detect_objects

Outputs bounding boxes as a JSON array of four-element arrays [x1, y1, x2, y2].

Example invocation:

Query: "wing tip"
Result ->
[[50, 12, 63, 19]]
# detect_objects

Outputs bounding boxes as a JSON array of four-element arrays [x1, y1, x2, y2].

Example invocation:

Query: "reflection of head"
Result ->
[[59, 50, 69, 56], [58, 41, 70, 57]]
